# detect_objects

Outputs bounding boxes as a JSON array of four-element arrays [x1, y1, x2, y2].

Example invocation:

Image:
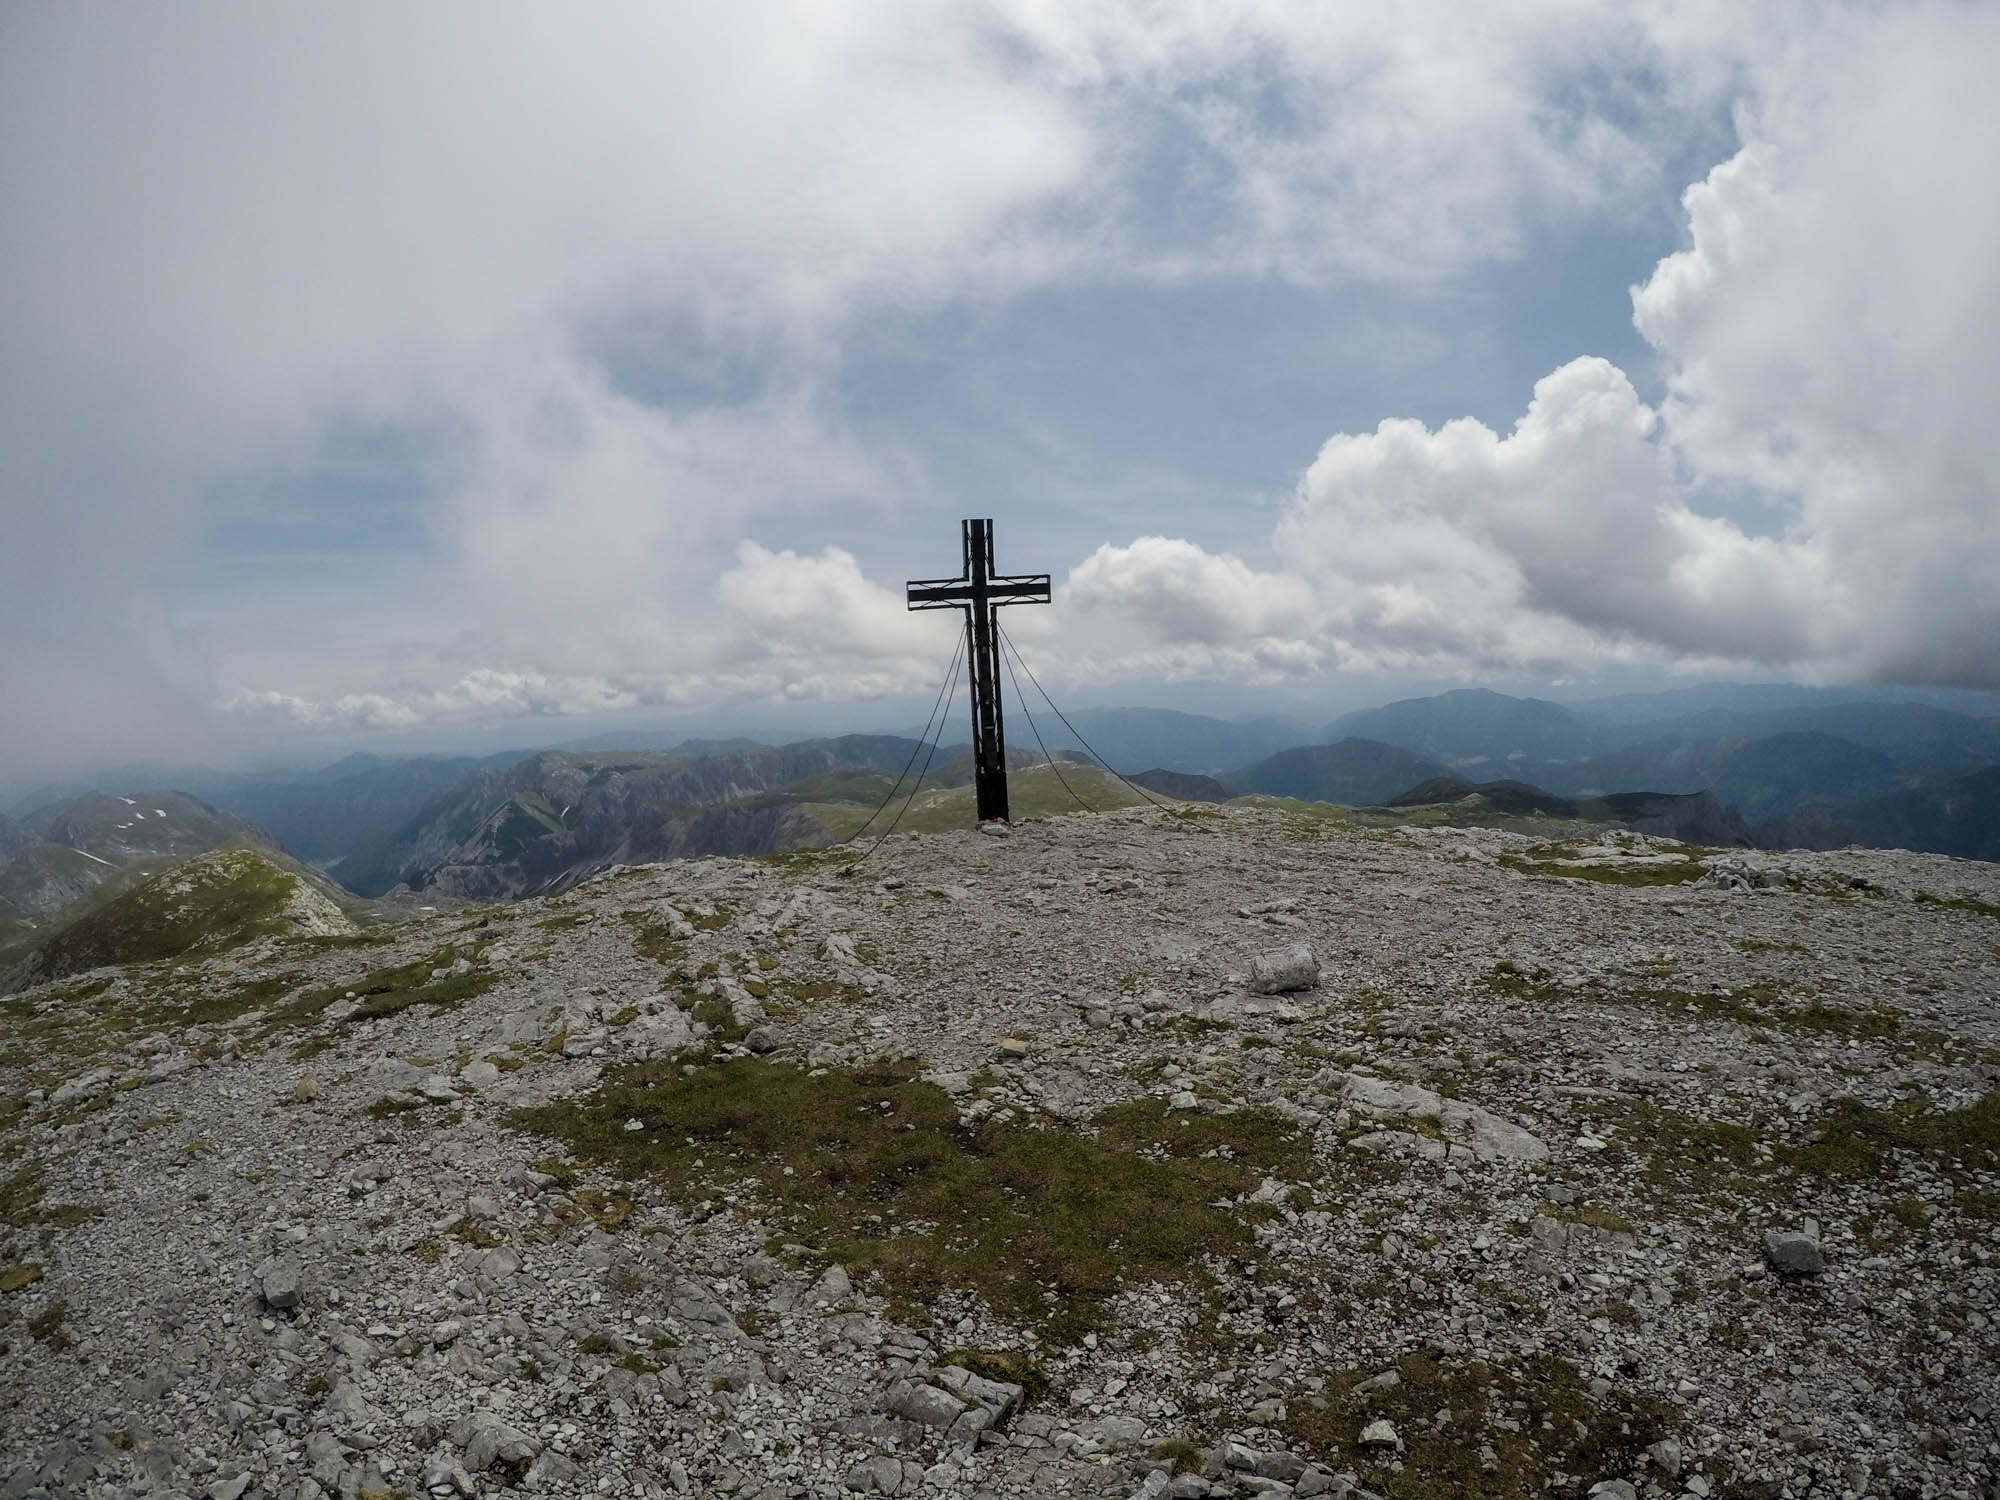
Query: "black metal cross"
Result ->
[[907, 519, 1050, 823]]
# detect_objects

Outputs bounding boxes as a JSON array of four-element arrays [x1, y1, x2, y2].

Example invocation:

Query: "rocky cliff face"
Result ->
[[3, 807, 1998, 1499]]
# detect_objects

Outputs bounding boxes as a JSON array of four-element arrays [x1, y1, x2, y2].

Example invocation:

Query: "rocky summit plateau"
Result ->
[[4, 804, 2000, 1500]]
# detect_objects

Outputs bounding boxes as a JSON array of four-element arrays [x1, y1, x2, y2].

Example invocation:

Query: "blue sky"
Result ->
[[3, 4, 1997, 779]]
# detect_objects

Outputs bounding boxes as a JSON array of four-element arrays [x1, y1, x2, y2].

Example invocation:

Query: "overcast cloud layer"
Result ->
[[2, 3, 1995, 777]]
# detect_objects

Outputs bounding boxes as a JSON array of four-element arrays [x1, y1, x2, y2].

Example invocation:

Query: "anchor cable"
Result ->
[[840, 633, 964, 846], [855, 642, 965, 860], [996, 623, 1170, 811], [997, 627, 1094, 814]]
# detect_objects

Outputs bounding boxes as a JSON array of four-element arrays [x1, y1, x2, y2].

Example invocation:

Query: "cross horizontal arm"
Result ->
[[989, 573, 1052, 601], [905, 574, 1052, 610]]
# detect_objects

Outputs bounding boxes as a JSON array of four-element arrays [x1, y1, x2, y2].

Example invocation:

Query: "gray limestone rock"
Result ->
[[450, 1413, 541, 1474], [257, 1254, 303, 1310], [1762, 1229, 1826, 1276], [810, 1263, 853, 1308], [1358, 1418, 1400, 1450], [1255, 1452, 1308, 1482], [1248, 942, 1320, 994], [306, 1433, 346, 1489], [524, 1450, 579, 1489], [1645, 1437, 1684, 1477], [324, 1379, 380, 1435], [458, 1060, 501, 1089]]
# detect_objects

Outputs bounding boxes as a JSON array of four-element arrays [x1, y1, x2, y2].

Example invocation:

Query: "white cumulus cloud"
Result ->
[[1069, 2, 2000, 690]]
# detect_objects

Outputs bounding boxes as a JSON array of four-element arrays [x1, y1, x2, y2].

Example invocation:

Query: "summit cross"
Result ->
[[906, 519, 1051, 824]]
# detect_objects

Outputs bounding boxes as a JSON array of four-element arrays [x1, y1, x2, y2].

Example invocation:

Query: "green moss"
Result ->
[[1282, 1351, 1677, 1498], [0, 1263, 43, 1294], [511, 1058, 1305, 1343]]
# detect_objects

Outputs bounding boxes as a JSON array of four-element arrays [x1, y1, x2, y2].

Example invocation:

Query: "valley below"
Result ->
[[4, 804, 1999, 1498]]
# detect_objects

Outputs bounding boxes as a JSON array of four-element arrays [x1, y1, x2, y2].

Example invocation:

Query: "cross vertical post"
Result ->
[[907, 519, 1051, 823]]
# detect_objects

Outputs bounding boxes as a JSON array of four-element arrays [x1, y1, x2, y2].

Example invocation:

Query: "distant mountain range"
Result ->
[[1008, 707, 1310, 779], [4, 683, 1995, 949], [340, 736, 943, 900], [1228, 739, 1446, 807], [1261, 686, 2000, 860]]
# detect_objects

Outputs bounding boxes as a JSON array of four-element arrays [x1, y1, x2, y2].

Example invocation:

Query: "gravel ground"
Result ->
[[4, 804, 1999, 1500]]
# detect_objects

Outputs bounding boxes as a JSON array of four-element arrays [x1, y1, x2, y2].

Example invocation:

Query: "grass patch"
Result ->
[[1539, 1202, 1634, 1235], [941, 1347, 1049, 1402], [267, 945, 499, 1031], [26, 1298, 73, 1350], [1914, 890, 2000, 920], [291, 929, 396, 951], [755, 847, 862, 875], [1566, 1097, 1763, 1202], [1790, 1003, 1902, 1041], [1496, 850, 1699, 888], [0, 1263, 43, 1294], [1282, 1350, 1678, 1498], [622, 913, 686, 968], [1789, 1090, 2000, 1181], [0, 1165, 93, 1231], [511, 1057, 1304, 1343]]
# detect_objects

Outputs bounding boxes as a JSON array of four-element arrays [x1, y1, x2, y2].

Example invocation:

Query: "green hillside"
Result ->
[[25, 849, 310, 982], [803, 762, 1154, 840]]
